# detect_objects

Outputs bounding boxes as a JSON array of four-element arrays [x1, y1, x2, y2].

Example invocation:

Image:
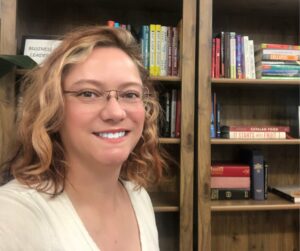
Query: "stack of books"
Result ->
[[255, 43, 300, 80], [220, 125, 291, 139], [210, 163, 251, 200], [211, 31, 256, 79]]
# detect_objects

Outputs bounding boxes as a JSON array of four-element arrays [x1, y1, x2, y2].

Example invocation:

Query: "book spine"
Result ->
[[264, 161, 268, 199], [149, 24, 156, 76], [250, 150, 265, 200], [230, 32, 236, 78], [220, 31, 225, 77], [216, 103, 221, 138], [211, 188, 250, 200], [236, 34, 243, 79], [258, 43, 300, 50], [175, 89, 181, 138], [215, 38, 221, 78], [223, 126, 290, 132], [224, 32, 231, 78], [141, 25, 149, 70], [171, 27, 178, 76], [257, 64, 300, 70], [257, 54, 300, 61], [248, 40, 256, 79], [242, 35, 250, 79], [160, 26, 168, 76], [167, 27, 172, 76], [259, 48, 300, 56], [155, 24, 161, 76], [170, 88, 177, 137], [160, 90, 171, 137], [225, 131, 286, 139], [211, 164, 250, 177], [211, 38, 216, 78], [211, 177, 250, 189]]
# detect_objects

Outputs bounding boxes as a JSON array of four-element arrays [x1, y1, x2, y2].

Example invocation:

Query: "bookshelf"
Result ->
[[197, 0, 299, 250], [0, 0, 196, 250]]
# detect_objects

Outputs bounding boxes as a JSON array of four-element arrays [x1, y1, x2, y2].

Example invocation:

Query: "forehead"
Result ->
[[63, 47, 142, 89]]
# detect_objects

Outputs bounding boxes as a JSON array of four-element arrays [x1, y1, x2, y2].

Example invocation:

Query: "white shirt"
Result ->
[[0, 179, 159, 251]]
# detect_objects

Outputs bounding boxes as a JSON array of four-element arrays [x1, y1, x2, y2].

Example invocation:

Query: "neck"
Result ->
[[64, 156, 124, 209]]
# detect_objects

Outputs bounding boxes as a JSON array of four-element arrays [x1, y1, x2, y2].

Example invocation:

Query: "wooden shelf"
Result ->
[[211, 78, 300, 86], [211, 138, 300, 145], [159, 138, 180, 144], [151, 192, 179, 212], [211, 193, 300, 212]]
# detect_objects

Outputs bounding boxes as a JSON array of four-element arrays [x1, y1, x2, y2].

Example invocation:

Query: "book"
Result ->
[[170, 88, 178, 137], [221, 125, 290, 132], [149, 24, 156, 76], [269, 185, 300, 203], [256, 64, 300, 71], [256, 48, 300, 56], [211, 188, 250, 200], [255, 53, 300, 62], [211, 176, 250, 189], [211, 163, 250, 177], [221, 131, 287, 139], [257, 43, 300, 50], [248, 150, 265, 200], [256, 60, 300, 66]]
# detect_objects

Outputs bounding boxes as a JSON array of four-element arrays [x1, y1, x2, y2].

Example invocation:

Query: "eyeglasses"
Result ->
[[63, 86, 150, 107]]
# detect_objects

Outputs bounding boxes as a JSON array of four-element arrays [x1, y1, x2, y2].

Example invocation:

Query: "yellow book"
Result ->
[[155, 24, 161, 76], [149, 24, 156, 76]]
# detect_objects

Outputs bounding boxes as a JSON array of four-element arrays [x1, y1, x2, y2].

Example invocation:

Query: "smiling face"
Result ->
[[59, 47, 145, 170]]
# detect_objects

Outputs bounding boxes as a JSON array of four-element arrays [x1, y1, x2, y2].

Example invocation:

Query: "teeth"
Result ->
[[97, 131, 126, 139]]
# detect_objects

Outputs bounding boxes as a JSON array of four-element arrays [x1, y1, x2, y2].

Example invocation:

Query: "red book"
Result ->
[[215, 38, 221, 78], [258, 43, 300, 50], [221, 125, 290, 132], [211, 164, 250, 177], [211, 177, 250, 189], [211, 38, 216, 78]]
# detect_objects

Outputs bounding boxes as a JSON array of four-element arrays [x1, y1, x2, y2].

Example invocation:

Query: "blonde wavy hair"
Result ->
[[5, 26, 167, 195]]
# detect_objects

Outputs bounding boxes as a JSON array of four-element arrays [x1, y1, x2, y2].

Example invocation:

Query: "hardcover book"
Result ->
[[211, 177, 250, 189], [269, 185, 300, 203], [211, 163, 250, 177], [211, 188, 250, 200]]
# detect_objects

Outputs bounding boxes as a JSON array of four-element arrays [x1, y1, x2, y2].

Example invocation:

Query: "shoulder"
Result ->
[[0, 180, 51, 250]]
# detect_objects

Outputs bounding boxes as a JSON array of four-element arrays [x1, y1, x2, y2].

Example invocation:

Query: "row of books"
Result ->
[[211, 31, 256, 79], [106, 20, 180, 77], [211, 149, 267, 200], [140, 24, 179, 77], [159, 88, 181, 138], [255, 43, 300, 80], [210, 92, 294, 139]]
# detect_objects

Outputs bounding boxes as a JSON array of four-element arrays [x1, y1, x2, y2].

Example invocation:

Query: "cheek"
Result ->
[[131, 107, 146, 131]]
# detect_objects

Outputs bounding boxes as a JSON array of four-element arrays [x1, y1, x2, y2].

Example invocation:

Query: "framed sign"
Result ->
[[21, 35, 62, 64]]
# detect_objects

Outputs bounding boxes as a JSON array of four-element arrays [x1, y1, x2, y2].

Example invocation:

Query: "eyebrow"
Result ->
[[71, 79, 143, 89]]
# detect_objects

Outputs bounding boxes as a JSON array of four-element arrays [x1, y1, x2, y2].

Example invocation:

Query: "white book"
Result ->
[[160, 26, 168, 76], [242, 36, 251, 79], [230, 33, 236, 78], [248, 40, 256, 79], [258, 48, 300, 56]]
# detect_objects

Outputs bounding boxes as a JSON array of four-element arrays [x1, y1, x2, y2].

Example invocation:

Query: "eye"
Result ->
[[120, 90, 142, 100], [77, 90, 102, 99]]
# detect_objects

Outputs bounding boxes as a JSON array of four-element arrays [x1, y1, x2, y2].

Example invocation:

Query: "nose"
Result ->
[[99, 95, 126, 122]]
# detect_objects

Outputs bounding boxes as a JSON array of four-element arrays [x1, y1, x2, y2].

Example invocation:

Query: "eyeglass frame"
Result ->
[[62, 86, 151, 106]]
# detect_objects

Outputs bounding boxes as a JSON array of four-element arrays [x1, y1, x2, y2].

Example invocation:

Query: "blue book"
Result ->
[[249, 150, 265, 200]]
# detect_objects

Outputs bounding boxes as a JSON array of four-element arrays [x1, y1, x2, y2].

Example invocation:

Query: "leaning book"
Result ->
[[269, 185, 300, 203]]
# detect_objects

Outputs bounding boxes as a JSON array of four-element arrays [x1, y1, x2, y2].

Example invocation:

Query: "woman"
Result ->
[[0, 26, 166, 251]]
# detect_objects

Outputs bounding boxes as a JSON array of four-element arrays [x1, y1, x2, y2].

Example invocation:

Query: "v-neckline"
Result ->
[[61, 180, 142, 251]]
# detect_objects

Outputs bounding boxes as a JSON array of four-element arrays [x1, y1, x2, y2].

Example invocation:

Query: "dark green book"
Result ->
[[211, 188, 250, 200]]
